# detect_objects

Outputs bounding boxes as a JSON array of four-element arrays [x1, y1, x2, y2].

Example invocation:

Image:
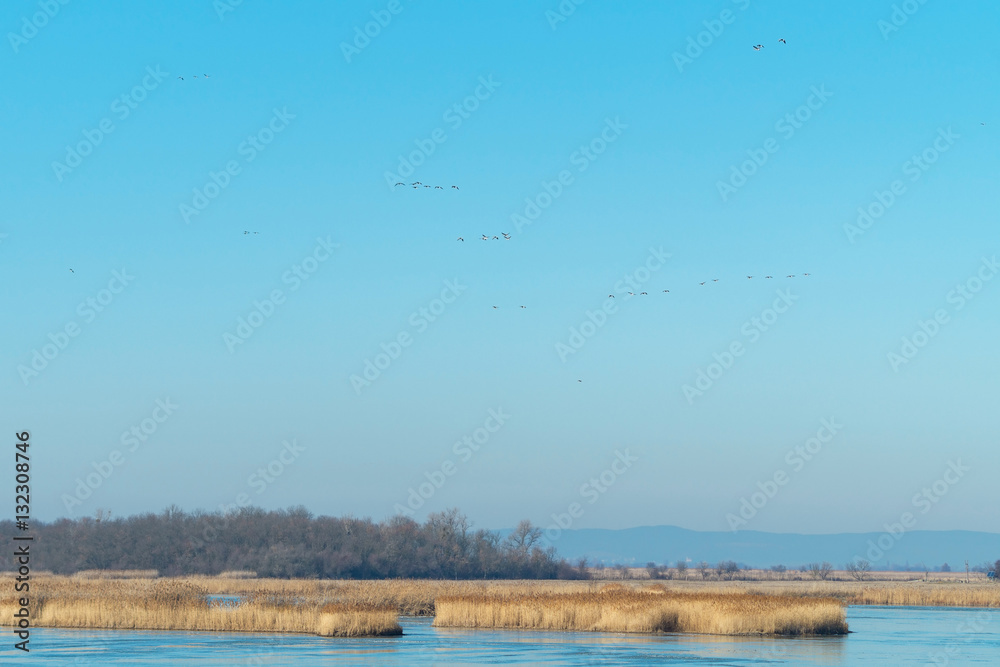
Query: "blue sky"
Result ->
[[2, 0, 998, 537]]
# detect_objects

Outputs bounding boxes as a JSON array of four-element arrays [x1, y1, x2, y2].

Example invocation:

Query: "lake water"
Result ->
[[3, 606, 997, 665]]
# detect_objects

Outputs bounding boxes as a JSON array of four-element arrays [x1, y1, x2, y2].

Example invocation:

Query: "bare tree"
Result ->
[[806, 562, 833, 580], [697, 561, 710, 579], [846, 558, 871, 581], [675, 560, 688, 579], [716, 560, 740, 580], [505, 519, 542, 554]]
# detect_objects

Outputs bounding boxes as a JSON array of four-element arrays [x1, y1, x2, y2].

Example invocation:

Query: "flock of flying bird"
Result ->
[[457, 233, 511, 241], [483, 273, 812, 311], [176, 75, 211, 80], [753, 39, 786, 50], [604, 272, 811, 299], [395, 182, 460, 190]]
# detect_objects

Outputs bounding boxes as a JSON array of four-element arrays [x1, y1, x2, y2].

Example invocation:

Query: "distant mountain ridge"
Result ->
[[542, 525, 1000, 570]]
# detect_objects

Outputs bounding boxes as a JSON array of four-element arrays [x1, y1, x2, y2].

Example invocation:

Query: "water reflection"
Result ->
[[1, 606, 996, 665]]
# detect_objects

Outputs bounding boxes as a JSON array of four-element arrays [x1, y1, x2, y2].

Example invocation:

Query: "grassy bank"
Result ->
[[0, 577, 400, 637], [154, 576, 999, 612], [2, 574, 996, 638], [433, 587, 848, 636], [642, 580, 1000, 608]]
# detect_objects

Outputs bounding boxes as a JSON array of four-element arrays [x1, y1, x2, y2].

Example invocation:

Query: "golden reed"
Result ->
[[433, 586, 849, 636], [3, 573, 995, 638], [0, 577, 400, 637]]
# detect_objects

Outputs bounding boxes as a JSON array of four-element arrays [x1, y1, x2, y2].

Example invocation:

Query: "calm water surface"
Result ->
[[2, 606, 996, 665]]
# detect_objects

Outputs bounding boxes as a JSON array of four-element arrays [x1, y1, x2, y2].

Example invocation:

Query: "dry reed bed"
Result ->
[[433, 587, 848, 636], [73, 569, 159, 579], [0, 578, 400, 637], [656, 580, 1000, 608], [4, 574, 995, 639]]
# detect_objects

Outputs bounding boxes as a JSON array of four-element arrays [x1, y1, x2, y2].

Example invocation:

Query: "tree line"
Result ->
[[0, 506, 588, 580]]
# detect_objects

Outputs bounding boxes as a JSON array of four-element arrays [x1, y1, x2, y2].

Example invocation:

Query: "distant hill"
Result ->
[[543, 525, 1000, 570]]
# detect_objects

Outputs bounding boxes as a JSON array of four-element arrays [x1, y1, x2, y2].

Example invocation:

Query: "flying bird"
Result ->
[[457, 237, 464, 242], [492, 306, 498, 309], [608, 295, 615, 298], [699, 282, 706, 286], [778, 38, 786, 44], [787, 274, 795, 278], [69, 268, 74, 273], [451, 185, 459, 190], [747, 276, 753, 279], [481, 235, 489, 241], [712, 279, 719, 282], [492, 236, 499, 240], [803, 273, 811, 276], [434, 186, 443, 189], [177, 76, 184, 80], [753, 44, 764, 51], [520, 305, 526, 309], [394, 182, 405, 186], [765, 275, 773, 279], [662, 290, 669, 293], [640, 292, 648, 295]]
